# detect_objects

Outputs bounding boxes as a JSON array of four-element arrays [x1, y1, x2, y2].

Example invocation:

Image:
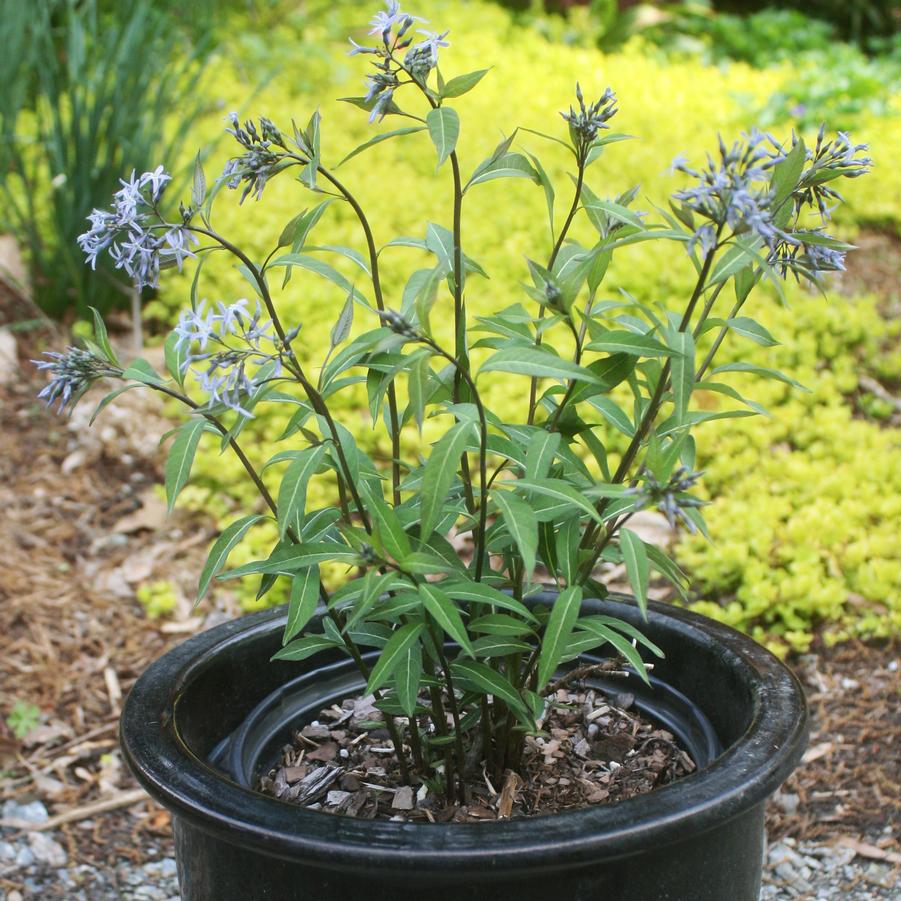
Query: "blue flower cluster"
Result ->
[[76, 167, 196, 290], [32, 347, 118, 413], [221, 114, 288, 203], [349, 2, 449, 122], [173, 299, 284, 418], [672, 127, 872, 279], [561, 84, 618, 152]]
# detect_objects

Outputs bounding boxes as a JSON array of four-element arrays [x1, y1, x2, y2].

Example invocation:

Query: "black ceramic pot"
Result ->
[[120, 594, 808, 901]]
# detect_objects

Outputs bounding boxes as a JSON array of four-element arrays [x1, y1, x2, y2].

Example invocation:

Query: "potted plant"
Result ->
[[35, 3, 871, 898]]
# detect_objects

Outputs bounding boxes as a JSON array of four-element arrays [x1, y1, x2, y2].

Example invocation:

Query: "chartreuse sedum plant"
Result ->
[[35, 1, 871, 803]]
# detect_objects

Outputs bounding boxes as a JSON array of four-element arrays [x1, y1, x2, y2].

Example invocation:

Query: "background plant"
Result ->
[[35, 1, 874, 800], [0, 0, 209, 321]]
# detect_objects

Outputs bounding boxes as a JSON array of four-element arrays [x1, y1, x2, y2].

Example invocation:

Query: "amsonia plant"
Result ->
[[36, 0, 870, 802]]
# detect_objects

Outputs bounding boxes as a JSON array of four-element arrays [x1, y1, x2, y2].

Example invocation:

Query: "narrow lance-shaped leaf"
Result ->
[[536, 585, 583, 691], [272, 634, 339, 662], [330, 293, 355, 348], [165, 418, 206, 514], [426, 106, 459, 168], [418, 583, 474, 657], [575, 620, 651, 685], [419, 420, 475, 541], [493, 489, 537, 580], [524, 430, 560, 481], [283, 566, 321, 644], [366, 622, 425, 694], [196, 514, 264, 603], [480, 346, 602, 384], [619, 528, 649, 617], [277, 445, 326, 540], [668, 330, 695, 426], [450, 659, 529, 718], [89, 306, 118, 365], [336, 125, 427, 168], [439, 68, 489, 99], [219, 542, 359, 579], [394, 643, 423, 717]]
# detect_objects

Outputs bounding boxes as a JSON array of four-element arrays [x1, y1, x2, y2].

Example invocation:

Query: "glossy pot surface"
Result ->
[[121, 595, 808, 901]]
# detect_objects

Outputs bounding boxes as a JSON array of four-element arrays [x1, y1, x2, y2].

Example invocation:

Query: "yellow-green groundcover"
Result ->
[[147, 0, 900, 654]]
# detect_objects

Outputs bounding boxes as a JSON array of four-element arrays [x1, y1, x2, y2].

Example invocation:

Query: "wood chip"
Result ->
[[833, 836, 901, 865]]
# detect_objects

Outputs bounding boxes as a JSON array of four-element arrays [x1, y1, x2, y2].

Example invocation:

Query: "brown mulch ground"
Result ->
[[0, 266, 898, 893], [260, 682, 694, 822]]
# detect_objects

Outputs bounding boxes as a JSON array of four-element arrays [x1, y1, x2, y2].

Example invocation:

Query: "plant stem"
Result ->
[[423, 337, 490, 580], [314, 163, 404, 508], [527, 160, 586, 425], [575, 241, 721, 582]]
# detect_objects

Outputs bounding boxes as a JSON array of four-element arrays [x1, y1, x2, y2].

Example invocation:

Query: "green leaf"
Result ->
[[330, 293, 355, 348], [668, 330, 695, 426], [469, 614, 535, 637], [418, 583, 473, 656], [525, 151, 555, 238], [585, 331, 675, 357], [450, 659, 529, 717], [512, 477, 604, 525], [219, 542, 359, 579], [336, 125, 426, 168], [366, 622, 425, 694], [574, 620, 651, 684], [88, 306, 118, 365], [277, 201, 333, 251], [472, 636, 531, 658], [582, 199, 646, 231], [771, 138, 806, 210], [283, 566, 321, 643], [88, 385, 142, 426], [439, 68, 489, 99], [587, 396, 634, 437], [711, 361, 807, 391], [269, 253, 366, 302], [196, 514, 264, 602], [394, 643, 423, 717], [163, 331, 187, 388], [465, 152, 538, 190], [619, 528, 649, 617], [426, 107, 459, 168], [272, 634, 338, 662], [164, 418, 206, 514], [277, 445, 326, 540], [580, 614, 664, 658], [364, 485, 412, 561], [441, 581, 537, 621], [524, 430, 560, 481], [492, 489, 537, 579], [122, 358, 164, 385], [480, 346, 601, 384], [536, 586, 583, 690], [192, 153, 206, 207], [708, 316, 779, 347], [419, 420, 475, 540]]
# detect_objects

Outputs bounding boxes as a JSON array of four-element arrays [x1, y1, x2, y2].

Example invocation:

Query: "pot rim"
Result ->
[[121, 595, 808, 876]]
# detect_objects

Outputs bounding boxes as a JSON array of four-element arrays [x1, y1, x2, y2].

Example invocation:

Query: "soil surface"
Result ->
[[260, 681, 694, 822], [0, 280, 898, 898]]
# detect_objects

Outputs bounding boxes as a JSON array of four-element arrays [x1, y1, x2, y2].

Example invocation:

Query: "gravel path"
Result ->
[[2, 799, 896, 900]]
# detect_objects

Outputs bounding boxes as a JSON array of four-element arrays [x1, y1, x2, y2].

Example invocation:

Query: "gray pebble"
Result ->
[[28, 832, 67, 867], [2, 800, 49, 825]]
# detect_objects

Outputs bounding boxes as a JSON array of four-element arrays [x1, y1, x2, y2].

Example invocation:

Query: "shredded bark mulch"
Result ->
[[259, 684, 695, 822]]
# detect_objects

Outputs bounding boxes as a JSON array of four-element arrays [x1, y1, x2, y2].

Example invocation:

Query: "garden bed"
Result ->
[[1, 288, 896, 897]]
